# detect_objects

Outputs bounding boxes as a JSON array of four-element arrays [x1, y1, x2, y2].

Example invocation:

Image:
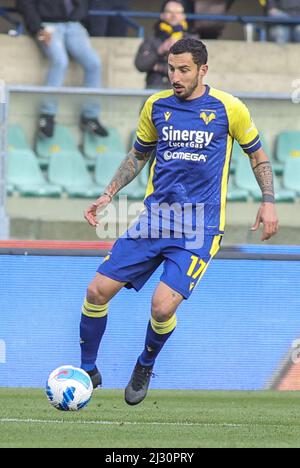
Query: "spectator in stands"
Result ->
[[17, 0, 108, 139], [87, 0, 131, 37], [264, 0, 300, 43], [135, 1, 189, 90], [189, 0, 234, 39]]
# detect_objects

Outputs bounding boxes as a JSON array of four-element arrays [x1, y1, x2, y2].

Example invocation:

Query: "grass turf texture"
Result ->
[[1, 389, 300, 448]]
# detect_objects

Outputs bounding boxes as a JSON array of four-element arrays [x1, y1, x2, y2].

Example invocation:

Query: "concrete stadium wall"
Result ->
[[0, 35, 145, 89], [1, 34, 299, 94], [6, 197, 300, 245]]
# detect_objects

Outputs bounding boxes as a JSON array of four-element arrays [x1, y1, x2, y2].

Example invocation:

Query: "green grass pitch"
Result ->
[[1, 389, 300, 448]]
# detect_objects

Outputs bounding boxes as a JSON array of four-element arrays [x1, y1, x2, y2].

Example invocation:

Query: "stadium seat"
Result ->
[[231, 139, 262, 176], [36, 125, 78, 167], [276, 131, 300, 164], [94, 149, 147, 199], [6, 183, 14, 196], [120, 175, 147, 199], [232, 133, 282, 176], [234, 146, 259, 193], [283, 156, 300, 195], [274, 177, 296, 203], [139, 163, 150, 190], [234, 145, 296, 203], [230, 139, 261, 175], [48, 150, 101, 198], [8, 124, 31, 150], [252, 176, 296, 203], [82, 127, 126, 163], [128, 130, 136, 152], [7, 148, 62, 197], [230, 142, 240, 175], [259, 133, 284, 176], [227, 178, 249, 202]]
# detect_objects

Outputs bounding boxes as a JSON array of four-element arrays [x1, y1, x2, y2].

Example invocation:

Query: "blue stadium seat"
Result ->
[[252, 176, 296, 203], [48, 150, 101, 198], [128, 130, 136, 152], [232, 134, 283, 176], [6, 183, 14, 196], [82, 127, 126, 168], [276, 131, 300, 164], [283, 156, 300, 195], [260, 133, 284, 176], [94, 149, 147, 199], [234, 143, 296, 202], [227, 178, 249, 202], [7, 148, 62, 197], [36, 125, 78, 168], [8, 124, 31, 150]]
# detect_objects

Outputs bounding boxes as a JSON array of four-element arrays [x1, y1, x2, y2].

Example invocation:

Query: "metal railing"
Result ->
[[1, 7, 300, 40], [89, 10, 300, 40], [7, 85, 292, 101]]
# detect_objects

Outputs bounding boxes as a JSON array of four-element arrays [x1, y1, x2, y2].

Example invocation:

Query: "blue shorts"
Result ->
[[97, 229, 222, 300]]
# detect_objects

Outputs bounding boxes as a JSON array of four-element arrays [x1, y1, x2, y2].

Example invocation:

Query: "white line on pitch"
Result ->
[[0, 418, 245, 428]]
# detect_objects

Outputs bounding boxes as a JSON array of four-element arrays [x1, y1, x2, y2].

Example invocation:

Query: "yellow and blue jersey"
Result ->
[[98, 86, 261, 298], [134, 86, 261, 235]]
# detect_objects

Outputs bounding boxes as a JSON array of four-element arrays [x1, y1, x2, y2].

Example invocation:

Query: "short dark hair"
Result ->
[[169, 38, 208, 68], [160, 0, 185, 13]]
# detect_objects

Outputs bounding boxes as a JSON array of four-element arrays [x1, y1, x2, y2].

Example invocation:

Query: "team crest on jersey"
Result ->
[[200, 111, 216, 125], [164, 111, 172, 122]]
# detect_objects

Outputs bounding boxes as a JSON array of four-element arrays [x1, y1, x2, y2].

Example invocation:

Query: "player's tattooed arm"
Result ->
[[248, 147, 279, 241], [84, 148, 153, 227], [248, 148, 275, 204], [104, 147, 153, 199]]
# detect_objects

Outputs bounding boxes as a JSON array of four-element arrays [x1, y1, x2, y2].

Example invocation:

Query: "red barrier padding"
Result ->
[[0, 240, 114, 250]]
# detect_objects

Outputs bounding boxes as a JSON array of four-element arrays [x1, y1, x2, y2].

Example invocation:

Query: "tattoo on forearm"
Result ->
[[251, 160, 275, 201], [105, 150, 151, 197], [252, 161, 270, 171]]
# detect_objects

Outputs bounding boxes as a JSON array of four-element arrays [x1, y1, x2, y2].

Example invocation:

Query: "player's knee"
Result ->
[[151, 299, 173, 322], [86, 283, 109, 306]]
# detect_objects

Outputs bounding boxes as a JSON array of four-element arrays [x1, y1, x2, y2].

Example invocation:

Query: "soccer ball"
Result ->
[[46, 365, 93, 411]]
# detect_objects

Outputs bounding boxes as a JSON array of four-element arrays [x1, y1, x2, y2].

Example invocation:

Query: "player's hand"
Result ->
[[84, 194, 112, 227], [251, 203, 279, 241]]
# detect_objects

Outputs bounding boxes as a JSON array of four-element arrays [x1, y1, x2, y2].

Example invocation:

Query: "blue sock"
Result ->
[[139, 315, 177, 367], [80, 298, 108, 372]]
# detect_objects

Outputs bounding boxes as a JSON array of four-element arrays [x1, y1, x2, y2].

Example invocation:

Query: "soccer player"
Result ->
[[81, 38, 278, 405]]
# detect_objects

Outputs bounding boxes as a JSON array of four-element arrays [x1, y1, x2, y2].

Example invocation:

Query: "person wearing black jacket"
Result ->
[[264, 0, 300, 43], [87, 0, 131, 37], [135, 1, 189, 90], [189, 0, 235, 39], [17, 0, 108, 138]]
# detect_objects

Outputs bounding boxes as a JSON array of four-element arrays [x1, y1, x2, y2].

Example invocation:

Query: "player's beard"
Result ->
[[173, 75, 200, 101]]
